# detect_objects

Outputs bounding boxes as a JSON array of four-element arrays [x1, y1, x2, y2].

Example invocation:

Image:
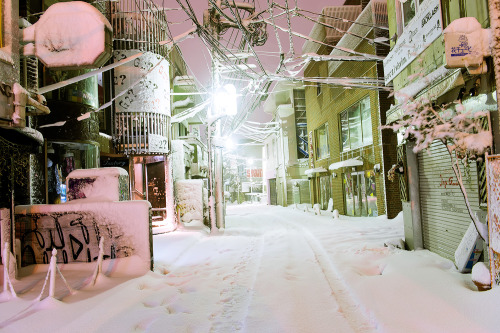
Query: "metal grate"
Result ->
[[115, 111, 169, 155], [20, 57, 39, 93], [95, 0, 170, 57], [397, 144, 409, 202], [477, 115, 490, 207], [486, 155, 500, 285]]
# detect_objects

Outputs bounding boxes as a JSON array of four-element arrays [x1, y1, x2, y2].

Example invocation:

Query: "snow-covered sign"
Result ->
[[454, 222, 483, 273], [443, 17, 491, 74], [148, 134, 169, 154], [22, 1, 112, 70], [113, 50, 170, 115], [486, 154, 500, 285], [383, 0, 442, 84]]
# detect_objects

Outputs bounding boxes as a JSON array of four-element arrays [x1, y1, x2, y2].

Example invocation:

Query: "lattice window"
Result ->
[[477, 115, 490, 207], [397, 144, 409, 202]]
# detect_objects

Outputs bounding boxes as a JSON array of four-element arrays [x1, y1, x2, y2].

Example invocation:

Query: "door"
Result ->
[[147, 161, 166, 218], [269, 178, 277, 205], [344, 173, 355, 216], [319, 175, 331, 210], [344, 171, 377, 217]]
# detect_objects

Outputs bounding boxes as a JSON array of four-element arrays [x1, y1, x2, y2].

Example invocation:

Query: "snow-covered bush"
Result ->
[[384, 96, 491, 241]]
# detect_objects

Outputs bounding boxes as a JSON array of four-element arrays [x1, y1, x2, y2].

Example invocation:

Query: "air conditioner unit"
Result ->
[[443, 17, 491, 75]]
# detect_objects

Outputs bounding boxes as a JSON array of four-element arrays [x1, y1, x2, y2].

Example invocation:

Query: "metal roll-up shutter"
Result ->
[[299, 180, 311, 204], [269, 178, 277, 205], [418, 141, 480, 261], [286, 179, 294, 206]]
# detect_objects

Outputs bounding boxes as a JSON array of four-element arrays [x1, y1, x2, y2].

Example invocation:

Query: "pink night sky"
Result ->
[[167, 0, 346, 86]]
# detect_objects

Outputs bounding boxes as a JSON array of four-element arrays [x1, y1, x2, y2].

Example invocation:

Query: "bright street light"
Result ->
[[214, 84, 237, 116]]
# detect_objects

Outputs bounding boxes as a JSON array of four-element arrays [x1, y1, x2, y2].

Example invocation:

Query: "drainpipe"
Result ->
[[279, 118, 288, 206]]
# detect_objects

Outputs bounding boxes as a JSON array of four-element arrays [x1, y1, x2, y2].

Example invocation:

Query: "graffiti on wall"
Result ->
[[15, 211, 134, 266]]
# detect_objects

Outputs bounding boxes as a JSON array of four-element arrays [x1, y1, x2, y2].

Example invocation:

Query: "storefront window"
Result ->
[[315, 123, 329, 160], [340, 96, 372, 151], [47, 141, 99, 204]]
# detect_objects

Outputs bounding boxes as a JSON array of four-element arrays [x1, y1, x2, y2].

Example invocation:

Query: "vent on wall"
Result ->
[[20, 56, 39, 93]]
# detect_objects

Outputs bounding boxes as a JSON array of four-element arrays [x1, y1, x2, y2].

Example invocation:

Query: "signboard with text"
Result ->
[[383, 0, 442, 84]]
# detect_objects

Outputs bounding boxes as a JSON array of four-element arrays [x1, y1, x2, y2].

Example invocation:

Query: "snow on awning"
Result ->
[[329, 157, 363, 170], [386, 68, 464, 124], [304, 167, 328, 175], [395, 67, 464, 105]]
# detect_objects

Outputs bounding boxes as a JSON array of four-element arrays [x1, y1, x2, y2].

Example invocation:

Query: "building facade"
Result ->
[[262, 82, 311, 207], [384, 0, 493, 264], [304, 0, 401, 217]]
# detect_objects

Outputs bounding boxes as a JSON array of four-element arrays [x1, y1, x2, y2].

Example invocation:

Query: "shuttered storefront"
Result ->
[[269, 178, 277, 205], [418, 141, 480, 261], [286, 180, 293, 206], [292, 179, 311, 204]]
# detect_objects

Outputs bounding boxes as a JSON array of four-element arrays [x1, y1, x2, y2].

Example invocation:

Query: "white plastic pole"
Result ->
[[92, 237, 105, 285], [48, 249, 57, 298], [3, 242, 9, 292], [97, 237, 104, 276]]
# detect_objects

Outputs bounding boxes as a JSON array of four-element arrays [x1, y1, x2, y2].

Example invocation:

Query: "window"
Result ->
[[315, 123, 329, 160], [397, 0, 426, 33], [340, 97, 372, 151]]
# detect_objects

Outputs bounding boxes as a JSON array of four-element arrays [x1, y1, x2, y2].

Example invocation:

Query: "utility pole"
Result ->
[[203, 0, 267, 229]]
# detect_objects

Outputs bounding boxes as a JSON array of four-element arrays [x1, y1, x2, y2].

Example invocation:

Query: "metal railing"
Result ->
[[95, 0, 170, 57], [115, 111, 169, 155]]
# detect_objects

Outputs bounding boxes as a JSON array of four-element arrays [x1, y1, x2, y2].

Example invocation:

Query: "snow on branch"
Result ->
[[384, 97, 491, 241]]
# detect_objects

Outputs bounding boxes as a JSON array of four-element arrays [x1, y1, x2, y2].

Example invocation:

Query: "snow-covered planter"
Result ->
[[66, 167, 129, 202], [15, 200, 152, 273], [174, 179, 205, 223], [471, 262, 491, 291]]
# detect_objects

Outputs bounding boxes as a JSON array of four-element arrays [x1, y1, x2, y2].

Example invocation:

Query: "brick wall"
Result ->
[[304, 27, 402, 217]]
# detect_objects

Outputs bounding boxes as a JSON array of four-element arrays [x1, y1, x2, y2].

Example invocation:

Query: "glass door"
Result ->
[[344, 173, 355, 216]]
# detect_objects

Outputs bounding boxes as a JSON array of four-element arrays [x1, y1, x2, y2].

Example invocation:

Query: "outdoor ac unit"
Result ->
[[443, 17, 491, 75]]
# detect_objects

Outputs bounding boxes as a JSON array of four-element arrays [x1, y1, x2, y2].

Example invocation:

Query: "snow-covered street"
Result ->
[[1, 204, 500, 332]]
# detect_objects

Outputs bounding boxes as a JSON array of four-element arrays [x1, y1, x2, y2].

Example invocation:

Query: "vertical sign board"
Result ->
[[486, 155, 500, 285], [308, 131, 314, 169], [454, 222, 483, 273]]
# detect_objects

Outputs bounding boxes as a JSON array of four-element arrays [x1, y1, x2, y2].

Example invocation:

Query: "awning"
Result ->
[[329, 157, 363, 170], [387, 68, 465, 124], [304, 167, 328, 175]]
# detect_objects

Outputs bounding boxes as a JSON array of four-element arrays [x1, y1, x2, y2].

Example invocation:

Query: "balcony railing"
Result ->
[[95, 0, 170, 57], [115, 111, 169, 155]]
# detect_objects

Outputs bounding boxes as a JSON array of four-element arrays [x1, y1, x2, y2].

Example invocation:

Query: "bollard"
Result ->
[[3, 242, 9, 292], [48, 249, 57, 298]]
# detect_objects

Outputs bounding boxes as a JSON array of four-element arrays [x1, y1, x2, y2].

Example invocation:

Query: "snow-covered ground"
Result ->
[[1, 203, 500, 332]]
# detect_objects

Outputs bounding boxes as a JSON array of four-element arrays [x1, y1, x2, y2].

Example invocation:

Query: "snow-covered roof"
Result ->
[[328, 0, 388, 76], [304, 167, 328, 175], [329, 157, 363, 170]]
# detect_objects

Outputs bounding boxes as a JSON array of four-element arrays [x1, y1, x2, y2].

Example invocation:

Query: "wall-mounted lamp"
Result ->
[[374, 163, 381, 174], [331, 172, 337, 178]]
